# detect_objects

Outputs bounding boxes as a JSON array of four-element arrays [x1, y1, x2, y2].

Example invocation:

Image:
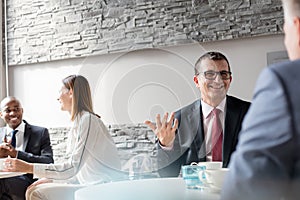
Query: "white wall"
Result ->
[[7, 34, 286, 127]]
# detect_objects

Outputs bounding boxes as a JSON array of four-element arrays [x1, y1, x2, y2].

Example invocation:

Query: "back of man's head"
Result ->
[[282, 0, 300, 19]]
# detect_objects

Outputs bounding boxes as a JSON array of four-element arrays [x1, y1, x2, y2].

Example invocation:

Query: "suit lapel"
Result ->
[[185, 100, 206, 161], [223, 97, 239, 164], [23, 121, 31, 150]]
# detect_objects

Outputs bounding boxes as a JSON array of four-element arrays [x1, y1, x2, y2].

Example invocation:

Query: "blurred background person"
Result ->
[[3, 75, 121, 200], [0, 96, 53, 200]]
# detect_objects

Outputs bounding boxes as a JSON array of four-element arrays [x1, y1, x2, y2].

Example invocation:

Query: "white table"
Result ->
[[0, 172, 25, 179], [75, 178, 220, 200]]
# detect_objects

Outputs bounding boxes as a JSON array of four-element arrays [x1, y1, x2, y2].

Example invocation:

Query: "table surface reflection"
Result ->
[[75, 177, 220, 200]]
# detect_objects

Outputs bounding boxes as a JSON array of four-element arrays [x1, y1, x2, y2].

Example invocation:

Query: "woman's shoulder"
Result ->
[[80, 111, 105, 125], [80, 111, 99, 120], [77, 111, 107, 131]]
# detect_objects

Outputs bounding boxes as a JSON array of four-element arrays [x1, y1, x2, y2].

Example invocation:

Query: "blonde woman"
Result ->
[[3, 75, 121, 199]]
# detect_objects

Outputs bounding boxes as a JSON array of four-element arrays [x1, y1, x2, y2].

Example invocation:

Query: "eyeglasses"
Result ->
[[1, 107, 22, 113], [198, 70, 232, 80]]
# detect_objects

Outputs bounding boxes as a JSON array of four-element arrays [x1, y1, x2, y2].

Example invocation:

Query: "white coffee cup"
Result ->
[[199, 168, 229, 190], [194, 161, 222, 170]]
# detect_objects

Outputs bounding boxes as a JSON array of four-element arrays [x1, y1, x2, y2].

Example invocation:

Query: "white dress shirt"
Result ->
[[201, 97, 226, 161], [33, 111, 122, 185], [160, 98, 226, 159], [6, 121, 26, 151]]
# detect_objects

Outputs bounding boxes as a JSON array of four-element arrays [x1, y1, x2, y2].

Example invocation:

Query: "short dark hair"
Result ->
[[194, 51, 231, 75]]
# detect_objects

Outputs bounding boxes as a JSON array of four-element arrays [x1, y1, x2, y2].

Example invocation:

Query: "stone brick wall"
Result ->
[[48, 127, 69, 163], [48, 124, 157, 172], [7, 0, 283, 65]]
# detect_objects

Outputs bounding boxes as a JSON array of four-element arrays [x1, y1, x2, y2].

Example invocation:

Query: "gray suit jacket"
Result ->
[[221, 60, 300, 200], [157, 95, 250, 177]]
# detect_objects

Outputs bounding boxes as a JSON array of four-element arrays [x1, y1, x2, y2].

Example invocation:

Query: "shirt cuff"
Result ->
[[159, 141, 174, 150], [33, 163, 45, 179]]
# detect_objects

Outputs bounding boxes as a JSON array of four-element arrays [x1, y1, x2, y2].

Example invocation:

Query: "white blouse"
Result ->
[[33, 111, 121, 185]]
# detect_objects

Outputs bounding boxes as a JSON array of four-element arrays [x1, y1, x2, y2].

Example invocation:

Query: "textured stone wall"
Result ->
[[48, 127, 69, 163], [49, 124, 157, 171], [7, 0, 283, 65]]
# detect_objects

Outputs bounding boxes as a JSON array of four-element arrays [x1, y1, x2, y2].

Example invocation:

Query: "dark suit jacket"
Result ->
[[0, 120, 53, 195], [157, 95, 250, 177]]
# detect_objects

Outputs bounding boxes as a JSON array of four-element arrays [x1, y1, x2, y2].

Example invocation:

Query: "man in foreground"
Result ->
[[221, 0, 300, 199]]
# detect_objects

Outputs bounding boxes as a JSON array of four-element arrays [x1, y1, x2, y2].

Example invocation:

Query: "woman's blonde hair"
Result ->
[[62, 75, 94, 121]]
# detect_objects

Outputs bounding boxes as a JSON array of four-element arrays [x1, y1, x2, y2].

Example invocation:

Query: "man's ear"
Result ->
[[193, 76, 200, 87], [294, 17, 300, 46]]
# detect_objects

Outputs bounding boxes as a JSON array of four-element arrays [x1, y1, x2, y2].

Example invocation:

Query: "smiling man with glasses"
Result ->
[[146, 51, 251, 177]]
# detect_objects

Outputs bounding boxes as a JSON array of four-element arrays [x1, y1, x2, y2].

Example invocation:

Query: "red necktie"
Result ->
[[211, 108, 223, 161]]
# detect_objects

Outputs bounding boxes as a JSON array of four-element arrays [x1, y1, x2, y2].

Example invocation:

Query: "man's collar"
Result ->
[[201, 97, 227, 118], [6, 121, 25, 133]]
